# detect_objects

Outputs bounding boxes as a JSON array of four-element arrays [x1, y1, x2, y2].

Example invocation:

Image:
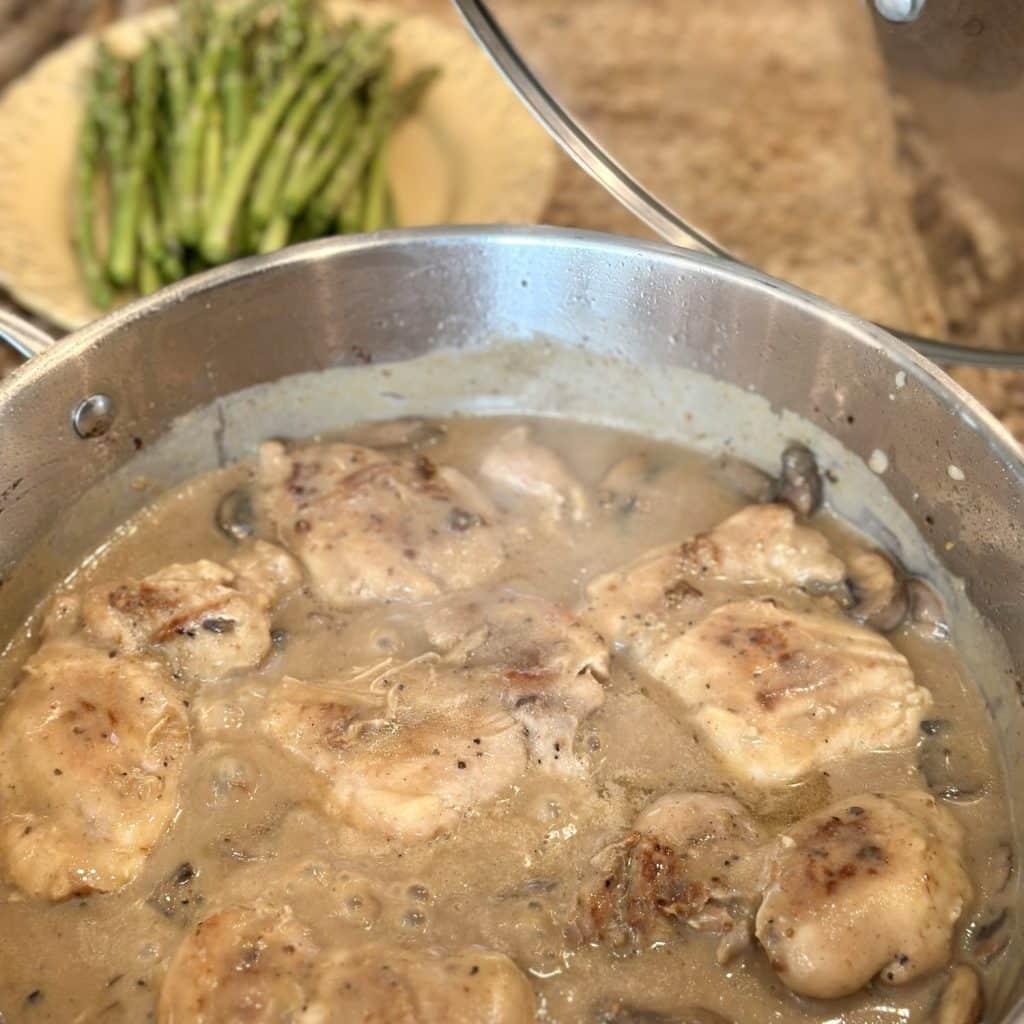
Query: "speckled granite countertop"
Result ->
[[2, 0, 1023, 441]]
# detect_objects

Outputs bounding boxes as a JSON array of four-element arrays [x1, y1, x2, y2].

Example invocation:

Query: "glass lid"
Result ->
[[454, 0, 1024, 369]]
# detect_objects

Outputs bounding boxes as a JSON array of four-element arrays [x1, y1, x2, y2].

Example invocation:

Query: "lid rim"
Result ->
[[451, 0, 1024, 369]]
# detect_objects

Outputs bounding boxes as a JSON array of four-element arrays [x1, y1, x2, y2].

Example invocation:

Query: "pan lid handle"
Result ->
[[0, 309, 56, 360]]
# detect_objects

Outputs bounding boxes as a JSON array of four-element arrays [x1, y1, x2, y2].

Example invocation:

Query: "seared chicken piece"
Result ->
[[598, 453, 774, 518], [258, 441, 505, 607], [81, 540, 300, 683], [755, 791, 972, 999], [593, 1004, 732, 1024], [479, 425, 589, 522], [689, 503, 846, 588], [161, 904, 535, 1024], [646, 600, 931, 786], [634, 790, 765, 921], [259, 675, 397, 755], [261, 673, 527, 842], [0, 642, 189, 900], [314, 944, 536, 1023], [423, 590, 609, 774], [158, 905, 322, 1023], [426, 590, 608, 676], [259, 591, 606, 839], [586, 503, 845, 645], [584, 504, 928, 786], [578, 792, 762, 959]]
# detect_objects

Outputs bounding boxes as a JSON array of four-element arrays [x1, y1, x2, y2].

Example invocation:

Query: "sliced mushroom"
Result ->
[[597, 453, 653, 517], [146, 862, 203, 921], [934, 964, 984, 1024], [592, 1003, 732, 1024], [776, 444, 823, 517], [918, 730, 988, 804], [991, 841, 1015, 894], [847, 551, 910, 632], [971, 907, 1012, 964], [215, 488, 256, 542], [842, 551, 948, 638], [906, 578, 951, 639]]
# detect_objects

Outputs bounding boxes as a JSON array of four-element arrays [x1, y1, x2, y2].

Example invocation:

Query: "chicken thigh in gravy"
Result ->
[[755, 791, 972, 999], [258, 441, 506, 607], [0, 642, 188, 899], [421, 590, 608, 774], [160, 904, 535, 1024], [312, 943, 536, 1023], [479, 425, 590, 523], [577, 792, 763, 959], [586, 502, 931, 786], [648, 600, 931, 786], [254, 590, 607, 838], [80, 540, 300, 683], [262, 680, 526, 842], [158, 905, 322, 1023], [586, 503, 846, 648]]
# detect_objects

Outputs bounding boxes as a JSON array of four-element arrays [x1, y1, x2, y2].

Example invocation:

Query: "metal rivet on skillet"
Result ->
[[71, 394, 116, 439]]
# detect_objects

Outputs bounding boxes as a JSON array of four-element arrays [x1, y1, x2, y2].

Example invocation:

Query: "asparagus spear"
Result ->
[[337, 173, 364, 234], [316, 65, 438, 230], [201, 103, 224, 225], [139, 182, 183, 283], [384, 183, 398, 228], [159, 34, 190, 131], [361, 136, 391, 232], [175, 12, 228, 245], [151, 131, 178, 253], [308, 69, 391, 229], [200, 27, 329, 263], [72, 59, 114, 309], [221, 35, 247, 166], [93, 46, 130, 269], [249, 22, 382, 228], [138, 251, 163, 295], [221, 0, 270, 153], [276, 0, 313, 68], [257, 213, 291, 253], [255, 0, 311, 99], [279, 96, 359, 215], [72, 8, 441, 298], [109, 42, 159, 287]]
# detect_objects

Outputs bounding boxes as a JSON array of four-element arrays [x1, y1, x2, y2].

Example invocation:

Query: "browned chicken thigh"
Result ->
[[478, 425, 589, 522], [644, 600, 931, 786], [0, 642, 189, 899], [258, 441, 506, 607], [80, 540, 300, 683], [755, 791, 972, 998], [577, 792, 764, 960], [585, 503, 931, 786], [160, 904, 535, 1023]]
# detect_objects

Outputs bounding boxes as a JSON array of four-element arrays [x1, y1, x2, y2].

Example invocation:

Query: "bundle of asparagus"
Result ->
[[72, 0, 438, 308]]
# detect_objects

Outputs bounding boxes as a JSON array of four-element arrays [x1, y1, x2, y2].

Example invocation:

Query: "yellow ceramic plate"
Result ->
[[0, 1, 556, 329]]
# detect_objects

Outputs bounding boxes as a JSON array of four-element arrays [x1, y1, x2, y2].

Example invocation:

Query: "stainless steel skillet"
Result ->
[[0, 227, 1020, 1019]]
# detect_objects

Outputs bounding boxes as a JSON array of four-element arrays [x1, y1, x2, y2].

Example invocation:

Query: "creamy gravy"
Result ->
[[0, 416, 1013, 1023]]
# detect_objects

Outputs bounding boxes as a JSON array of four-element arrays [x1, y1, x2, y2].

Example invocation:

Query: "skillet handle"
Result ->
[[0, 308, 56, 360]]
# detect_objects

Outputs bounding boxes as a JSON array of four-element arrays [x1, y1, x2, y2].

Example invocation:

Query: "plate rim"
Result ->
[[0, 0, 557, 330]]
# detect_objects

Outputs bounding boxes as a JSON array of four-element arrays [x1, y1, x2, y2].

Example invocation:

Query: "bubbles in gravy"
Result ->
[[0, 416, 1013, 1023]]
